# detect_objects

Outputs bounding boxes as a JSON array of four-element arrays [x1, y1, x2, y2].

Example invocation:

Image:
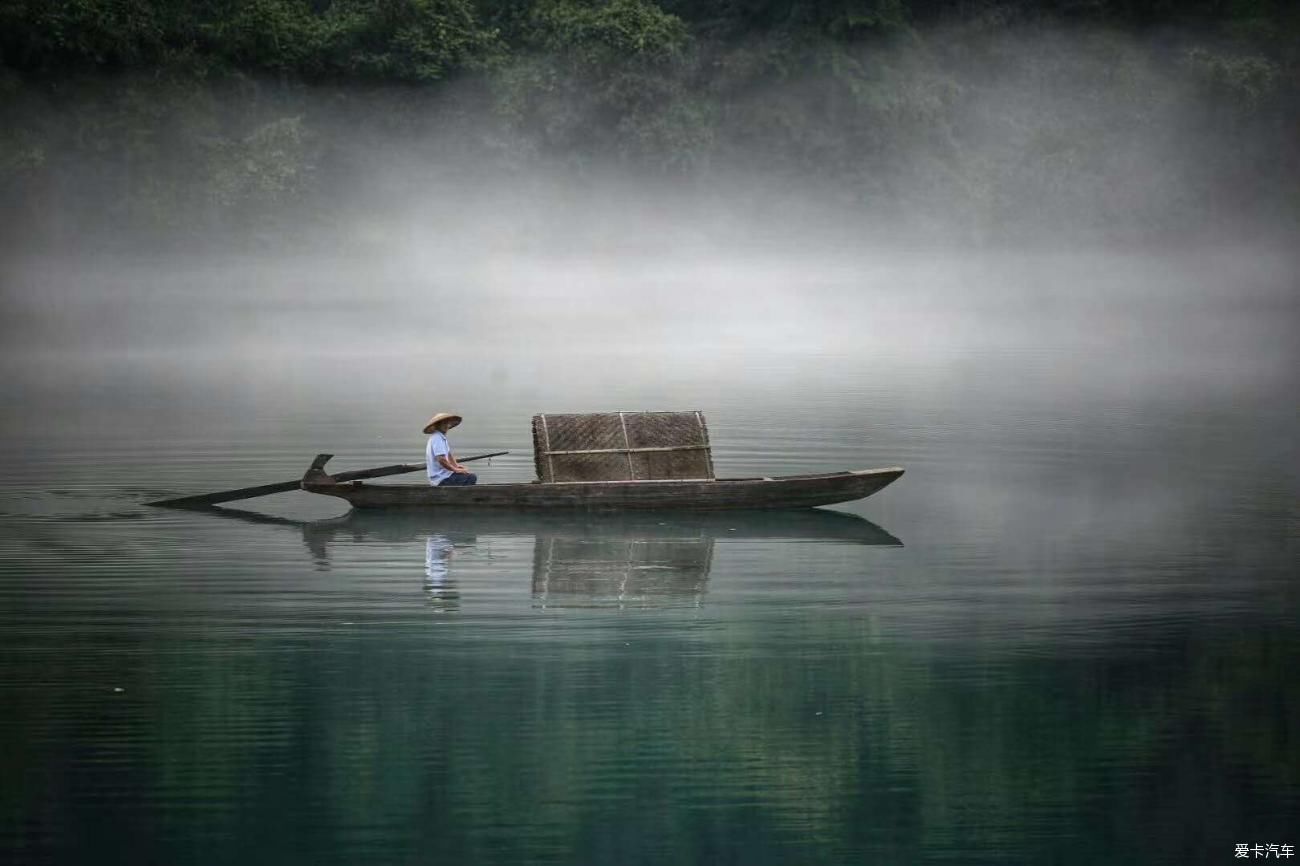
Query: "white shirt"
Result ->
[[426, 432, 453, 485]]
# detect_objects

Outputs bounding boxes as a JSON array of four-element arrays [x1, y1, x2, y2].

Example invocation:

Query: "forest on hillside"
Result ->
[[2, 0, 1297, 247]]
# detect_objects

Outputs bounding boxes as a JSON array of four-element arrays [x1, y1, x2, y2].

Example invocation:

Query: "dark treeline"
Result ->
[[1, 0, 1297, 247]]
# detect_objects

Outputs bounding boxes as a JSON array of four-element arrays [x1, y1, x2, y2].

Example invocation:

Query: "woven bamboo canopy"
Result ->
[[532, 411, 715, 483]]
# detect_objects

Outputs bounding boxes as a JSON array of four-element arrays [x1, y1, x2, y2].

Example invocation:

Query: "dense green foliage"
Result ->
[[1, 0, 1297, 245], [0, 0, 499, 80]]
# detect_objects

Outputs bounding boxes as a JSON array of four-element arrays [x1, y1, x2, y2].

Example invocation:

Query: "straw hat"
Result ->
[[422, 412, 463, 434]]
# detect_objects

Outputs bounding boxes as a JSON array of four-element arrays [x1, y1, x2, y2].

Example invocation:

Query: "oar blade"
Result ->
[[146, 479, 305, 508]]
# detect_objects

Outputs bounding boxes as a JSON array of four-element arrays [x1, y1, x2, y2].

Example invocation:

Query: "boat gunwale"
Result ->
[[303, 467, 905, 492]]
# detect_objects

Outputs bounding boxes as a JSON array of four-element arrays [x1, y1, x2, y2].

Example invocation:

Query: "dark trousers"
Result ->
[[439, 472, 478, 486]]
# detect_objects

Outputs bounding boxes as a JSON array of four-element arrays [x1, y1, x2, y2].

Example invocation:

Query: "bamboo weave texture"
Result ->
[[532, 412, 715, 483]]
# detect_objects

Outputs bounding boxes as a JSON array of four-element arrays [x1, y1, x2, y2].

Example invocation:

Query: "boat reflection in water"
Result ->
[[532, 525, 715, 609], [206, 507, 902, 609]]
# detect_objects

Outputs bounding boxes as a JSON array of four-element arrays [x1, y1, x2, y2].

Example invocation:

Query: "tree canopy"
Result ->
[[1, 0, 1296, 245]]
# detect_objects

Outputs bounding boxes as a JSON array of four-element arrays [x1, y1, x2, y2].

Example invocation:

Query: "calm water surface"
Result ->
[[1, 248, 1297, 864]]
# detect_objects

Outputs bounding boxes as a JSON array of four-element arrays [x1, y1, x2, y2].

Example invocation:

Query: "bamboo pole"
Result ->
[[148, 451, 508, 508]]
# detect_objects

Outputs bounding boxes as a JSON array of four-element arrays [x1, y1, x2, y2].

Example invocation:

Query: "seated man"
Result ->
[[423, 412, 478, 486]]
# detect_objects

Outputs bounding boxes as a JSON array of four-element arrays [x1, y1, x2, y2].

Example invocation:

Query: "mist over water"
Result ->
[[2, 12, 1299, 866]]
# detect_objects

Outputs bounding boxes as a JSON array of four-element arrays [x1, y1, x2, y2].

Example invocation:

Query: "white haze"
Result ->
[[0, 27, 1296, 454]]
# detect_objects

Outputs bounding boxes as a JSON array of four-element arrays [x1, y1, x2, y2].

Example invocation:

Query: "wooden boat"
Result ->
[[149, 411, 905, 513], [300, 456, 904, 511]]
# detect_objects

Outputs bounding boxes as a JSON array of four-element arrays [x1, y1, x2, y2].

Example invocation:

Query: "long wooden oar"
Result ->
[[147, 451, 508, 508]]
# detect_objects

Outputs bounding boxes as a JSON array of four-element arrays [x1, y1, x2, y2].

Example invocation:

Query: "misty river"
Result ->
[[1, 242, 1296, 864]]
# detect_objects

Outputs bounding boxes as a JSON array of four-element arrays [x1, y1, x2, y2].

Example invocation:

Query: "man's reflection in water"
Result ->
[[424, 533, 459, 609]]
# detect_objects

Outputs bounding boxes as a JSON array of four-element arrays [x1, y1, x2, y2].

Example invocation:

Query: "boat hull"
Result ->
[[302, 468, 904, 511]]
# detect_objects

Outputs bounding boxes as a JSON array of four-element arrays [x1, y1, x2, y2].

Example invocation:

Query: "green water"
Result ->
[[1, 248, 1297, 864]]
